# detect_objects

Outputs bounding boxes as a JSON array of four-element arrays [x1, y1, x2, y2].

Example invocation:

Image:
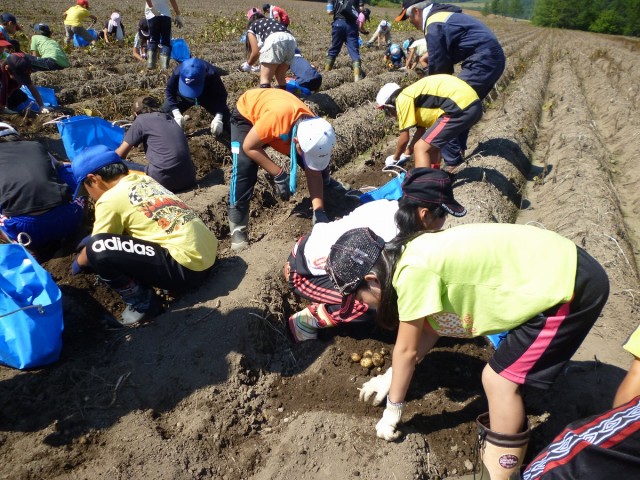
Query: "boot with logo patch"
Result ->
[[474, 412, 530, 480], [106, 279, 162, 326]]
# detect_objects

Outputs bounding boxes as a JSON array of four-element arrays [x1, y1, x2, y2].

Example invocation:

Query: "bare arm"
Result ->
[[132, 46, 144, 61], [388, 318, 425, 403], [27, 85, 45, 108], [115, 141, 133, 159], [305, 168, 324, 212], [393, 130, 410, 159], [169, 0, 181, 16], [242, 127, 280, 176], [246, 33, 259, 65], [613, 358, 640, 407], [406, 127, 426, 155]]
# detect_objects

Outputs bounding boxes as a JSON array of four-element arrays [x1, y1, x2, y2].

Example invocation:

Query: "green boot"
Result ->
[[324, 56, 336, 72], [146, 48, 158, 70], [352, 60, 364, 82]]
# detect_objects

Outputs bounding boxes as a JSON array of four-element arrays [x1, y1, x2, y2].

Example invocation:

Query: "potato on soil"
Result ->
[[363, 350, 374, 358], [360, 357, 374, 369], [372, 354, 384, 367], [350, 352, 362, 363]]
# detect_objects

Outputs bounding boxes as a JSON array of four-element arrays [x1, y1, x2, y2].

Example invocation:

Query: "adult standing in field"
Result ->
[[115, 96, 196, 193], [325, 0, 365, 82], [29, 23, 70, 71], [245, 8, 297, 89], [70, 145, 218, 326], [228, 88, 339, 252], [375, 77, 482, 171], [395, 0, 505, 158], [285, 168, 466, 342], [144, 0, 184, 69], [161, 57, 230, 139], [63, 0, 98, 48], [326, 223, 609, 478], [0, 122, 84, 252], [522, 323, 640, 479]]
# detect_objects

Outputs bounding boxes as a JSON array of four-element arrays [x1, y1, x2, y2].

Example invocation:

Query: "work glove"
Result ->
[[359, 367, 393, 406], [210, 113, 224, 137], [312, 208, 329, 225], [251, 64, 260, 72], [375, 399, 404, 441], [384, 154, 410, 168], [40, 107, 51, 115], [174, 15, 184, 28], [365, 41, 372, 48], [273, 170, 290, 201], [172, 109, 184, 128], [240, 61, 252, 72]]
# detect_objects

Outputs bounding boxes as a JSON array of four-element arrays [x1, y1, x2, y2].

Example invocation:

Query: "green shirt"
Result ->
[[392, 223, 577, 337], [30, 35, 69, 68]]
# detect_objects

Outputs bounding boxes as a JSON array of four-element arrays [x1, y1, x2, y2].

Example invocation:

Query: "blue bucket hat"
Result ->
[[71, 145, 123, 199], [178, 58, 206, 99]]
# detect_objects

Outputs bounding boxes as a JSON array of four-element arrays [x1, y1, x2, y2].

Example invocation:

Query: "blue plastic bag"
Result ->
[[73, 28, 98, 47], [360, 172, 405, 203], [20, 85, 59, 107], [171, 38, 190, 62], [285, 79, 311, 97], [54, 115, 125, 161], [0, 244, 64, 369]]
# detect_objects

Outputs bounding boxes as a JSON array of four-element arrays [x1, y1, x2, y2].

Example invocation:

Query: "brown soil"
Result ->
[[2, 2, 640, 479]]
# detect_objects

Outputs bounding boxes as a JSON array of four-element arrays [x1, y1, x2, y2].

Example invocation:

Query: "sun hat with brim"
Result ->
[[375, 82, 402, 109], [326, 227, 386, 319], [4, 53, 32, 86], [401, 167, 467, 217], [297, 117, 336, 171], [395, 0, 426, 22], [178, 58, 206, 99], [71, 145, 123, 199], [0, 121, 18, 138]]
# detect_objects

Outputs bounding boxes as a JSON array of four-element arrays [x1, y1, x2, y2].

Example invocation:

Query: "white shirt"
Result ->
[[304, 200, 399, 276], [145, 0, 172, 19]]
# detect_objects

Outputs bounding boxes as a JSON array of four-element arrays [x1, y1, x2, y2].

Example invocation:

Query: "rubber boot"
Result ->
[[146, 48, 158, 70], [107, 279, 161, 326], [228, 204, 250, 252], [352, 60, 364, 82], [159, 53, 170, 69], [324, 56, 336, 72], [475, 412, 530, 480]]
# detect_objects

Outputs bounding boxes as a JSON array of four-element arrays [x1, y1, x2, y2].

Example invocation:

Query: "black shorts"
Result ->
[[489, 247, 609, 389], [422, 100, 483, 150]]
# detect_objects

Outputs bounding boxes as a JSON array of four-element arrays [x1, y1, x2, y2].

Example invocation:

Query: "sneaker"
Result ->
[[230, 229, 249, 252], [120, 288, 162, 326]]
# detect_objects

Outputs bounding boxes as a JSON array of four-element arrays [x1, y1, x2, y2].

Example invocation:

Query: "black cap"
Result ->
[[4, 53, 32, 86], [326, 228, 386, 319], [138, 18, 150, 36], [401, 167, 466, 217]]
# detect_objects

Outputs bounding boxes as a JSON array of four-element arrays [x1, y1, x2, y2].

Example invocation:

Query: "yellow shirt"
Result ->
[[395, 74, 479, 131], [92, 174, 217, 271], [624, 325, 640, 358], [64, 5, 91, 27]]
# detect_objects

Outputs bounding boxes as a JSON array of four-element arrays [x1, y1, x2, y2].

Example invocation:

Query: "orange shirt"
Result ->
[[236, 88, 314, 156]]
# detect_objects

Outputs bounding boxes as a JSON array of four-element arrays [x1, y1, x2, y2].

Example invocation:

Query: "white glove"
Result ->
[[40, 107, 51, 114], [174, 15, 184, 28], [251, 65, 260, 72], [375, 400, 404, 441], [172, 109, 184, 128], [359, 367, 392, 406], [240, 61, 252, 72], [210, 113, 224, 137], [385, 154, 410, 167]]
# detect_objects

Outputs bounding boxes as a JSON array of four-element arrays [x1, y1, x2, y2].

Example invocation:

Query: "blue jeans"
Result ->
[[327, 19, 360, 62]]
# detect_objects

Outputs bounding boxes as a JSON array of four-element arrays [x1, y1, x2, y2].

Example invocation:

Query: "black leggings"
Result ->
[[86, 233, 209, 291]]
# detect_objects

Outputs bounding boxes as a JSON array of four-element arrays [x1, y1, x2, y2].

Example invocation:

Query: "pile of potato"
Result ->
[[350, 348, 390, 370]]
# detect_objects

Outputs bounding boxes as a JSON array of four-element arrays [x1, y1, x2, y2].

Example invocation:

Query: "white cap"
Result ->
[[379, 20, 390, 28], [376, 83, 401, 108], [0, 122, 18, 138], [110, 12, 121, 25], [297, 117, 336, 171]]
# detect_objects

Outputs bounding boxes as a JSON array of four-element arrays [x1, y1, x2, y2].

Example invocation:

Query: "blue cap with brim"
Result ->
[[71, 145, 123, 199], [178, 58, 206, 99]]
